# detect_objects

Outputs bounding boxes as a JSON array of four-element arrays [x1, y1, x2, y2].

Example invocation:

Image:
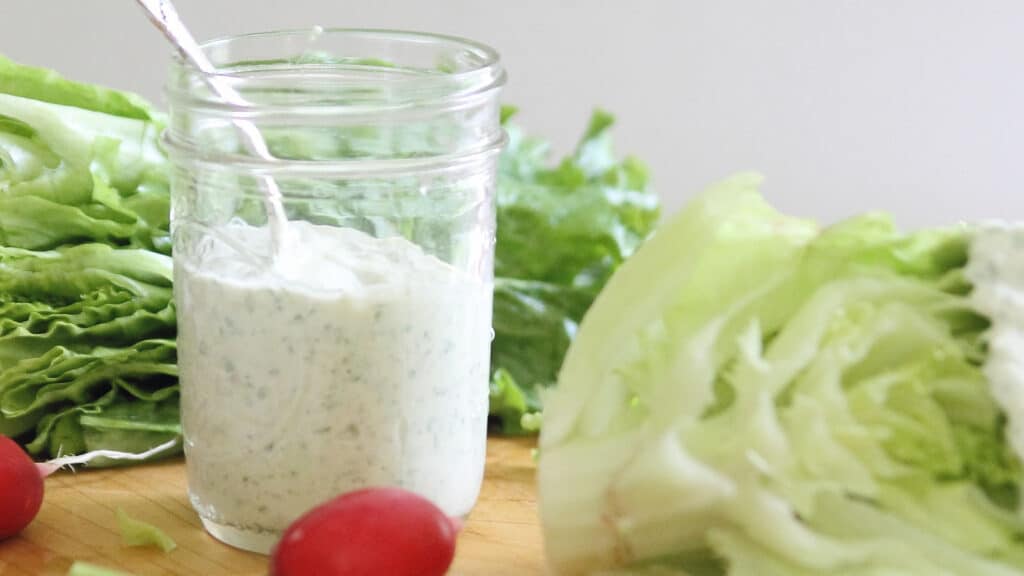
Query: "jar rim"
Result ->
[[166, 27, 506, 116], [161, 129, 507, 178]]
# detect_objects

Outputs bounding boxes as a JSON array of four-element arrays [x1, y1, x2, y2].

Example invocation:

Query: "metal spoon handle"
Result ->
[[135, 1, 214, 75], [134, 0, 290, 258]]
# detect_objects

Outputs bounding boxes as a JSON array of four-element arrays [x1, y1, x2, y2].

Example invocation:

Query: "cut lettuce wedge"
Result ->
[[539, 174, 1024, 575]]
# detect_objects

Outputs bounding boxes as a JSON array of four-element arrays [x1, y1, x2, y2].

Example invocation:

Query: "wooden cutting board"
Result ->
[[0, 437, 543, 576]]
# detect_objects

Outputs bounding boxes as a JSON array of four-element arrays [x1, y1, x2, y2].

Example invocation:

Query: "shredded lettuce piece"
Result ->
[[116, 507, 176, 553]]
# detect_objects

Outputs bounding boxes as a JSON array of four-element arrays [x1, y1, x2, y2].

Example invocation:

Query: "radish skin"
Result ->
[[0, 435, 44, 540], [271, 487, 461, 576], [0, 436, 179, 539]]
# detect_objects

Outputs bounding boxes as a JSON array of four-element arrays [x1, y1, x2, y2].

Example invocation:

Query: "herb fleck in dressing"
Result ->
[[176, 221, 491, 552]]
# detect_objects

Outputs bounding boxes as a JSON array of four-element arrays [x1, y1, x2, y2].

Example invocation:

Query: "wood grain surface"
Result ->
[[0, 437, 543, 576]]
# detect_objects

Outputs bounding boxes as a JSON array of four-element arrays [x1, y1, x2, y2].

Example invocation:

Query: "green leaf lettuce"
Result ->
[[0, 56, 179, 461], [489, 108, 660, 433]]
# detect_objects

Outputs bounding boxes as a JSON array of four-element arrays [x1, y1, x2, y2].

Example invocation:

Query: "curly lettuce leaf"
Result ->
[[0, 245, 179, 459], [489, 108, 660, 433], [0, 57, 177, 463]]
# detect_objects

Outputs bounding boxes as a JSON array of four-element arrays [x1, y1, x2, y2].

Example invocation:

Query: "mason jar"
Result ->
[[164, 28, 505, 553]]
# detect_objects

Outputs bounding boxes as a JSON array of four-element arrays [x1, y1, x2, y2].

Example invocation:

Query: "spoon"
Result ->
[[133, 0, 291, 260]]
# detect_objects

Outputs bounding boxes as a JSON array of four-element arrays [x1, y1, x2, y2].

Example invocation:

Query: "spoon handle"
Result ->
[[134, 1, 226, 85], [133, 0, 291, 256]]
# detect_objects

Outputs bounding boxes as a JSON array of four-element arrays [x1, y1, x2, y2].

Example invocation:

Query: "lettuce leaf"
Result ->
[[490, 109, 660, 433], [539, 174, 1024, 575], [0, 57, 179, 462], [116, 507, 177, 552]]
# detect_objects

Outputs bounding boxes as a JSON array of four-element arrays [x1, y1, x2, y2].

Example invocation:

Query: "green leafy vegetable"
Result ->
[[539, 173, 1024, 575], [0, 57, 179, 461], [489, 109, 660, 433], [116, 507, 177, 552]]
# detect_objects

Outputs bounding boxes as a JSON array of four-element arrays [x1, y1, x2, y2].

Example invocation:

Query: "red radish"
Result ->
[[0, 435, 179, 540], [0, 435, 44, 539], [271, 487, 461, 576]]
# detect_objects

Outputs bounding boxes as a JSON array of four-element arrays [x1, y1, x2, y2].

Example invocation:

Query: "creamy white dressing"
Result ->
[[965, 224, 1024, 471], [175, 221, 492, 553]]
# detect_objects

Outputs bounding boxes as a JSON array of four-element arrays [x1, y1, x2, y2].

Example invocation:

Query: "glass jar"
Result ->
[[164, 28, 505, 553]]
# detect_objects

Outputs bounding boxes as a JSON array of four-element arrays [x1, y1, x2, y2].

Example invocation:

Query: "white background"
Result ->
[[2, 1, 1022, 227]]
